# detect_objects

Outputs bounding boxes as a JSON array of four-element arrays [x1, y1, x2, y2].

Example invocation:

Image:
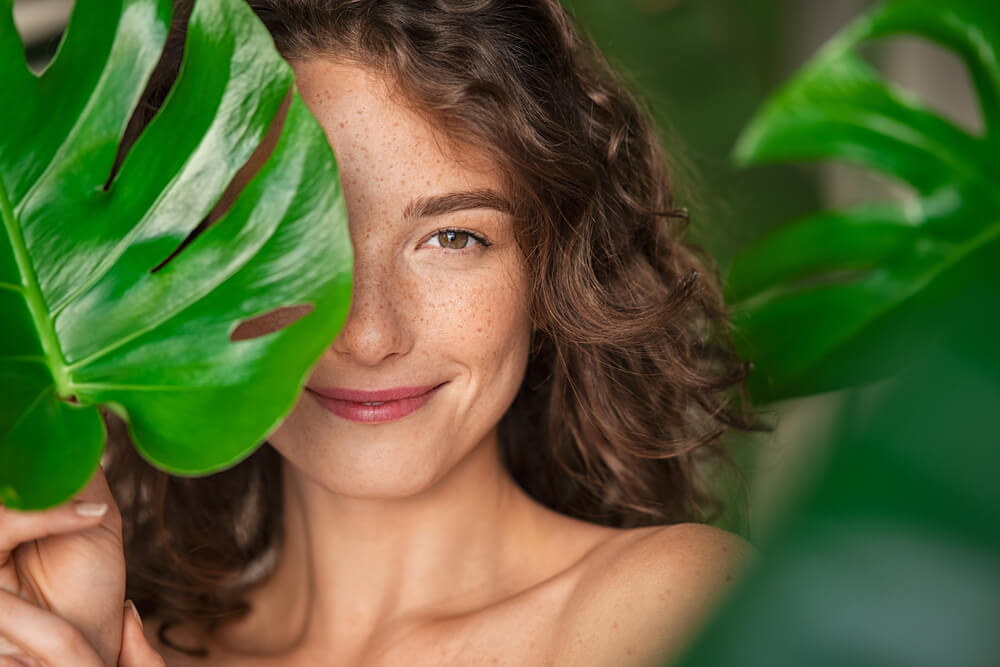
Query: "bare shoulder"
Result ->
[[552, 523, 753, 667]]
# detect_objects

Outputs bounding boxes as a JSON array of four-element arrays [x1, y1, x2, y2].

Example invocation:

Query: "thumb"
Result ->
[[118, 600, 165, 667]]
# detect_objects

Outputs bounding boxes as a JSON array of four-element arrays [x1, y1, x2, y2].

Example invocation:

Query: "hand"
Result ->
[[0, 466, 163, 665], [0, 594, 164, 666]]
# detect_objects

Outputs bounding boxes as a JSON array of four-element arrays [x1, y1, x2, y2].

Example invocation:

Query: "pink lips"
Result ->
[[307, 384, 443, 423]]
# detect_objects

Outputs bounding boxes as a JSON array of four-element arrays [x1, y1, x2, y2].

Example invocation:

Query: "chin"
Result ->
[[308, 456, 446, 500], [268, 419, 466, 500]]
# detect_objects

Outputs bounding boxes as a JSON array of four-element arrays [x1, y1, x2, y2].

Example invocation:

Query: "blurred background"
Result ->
[[10, 0, 982, 539]]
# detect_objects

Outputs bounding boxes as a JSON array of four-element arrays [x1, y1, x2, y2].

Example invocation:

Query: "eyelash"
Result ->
[[422, 228, 493, 251]]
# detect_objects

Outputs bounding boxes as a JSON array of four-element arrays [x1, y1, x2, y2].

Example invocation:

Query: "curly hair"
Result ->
[[105, 0, 757, 652]]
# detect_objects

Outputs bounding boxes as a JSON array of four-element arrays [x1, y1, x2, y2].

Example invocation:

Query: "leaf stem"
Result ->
[[0, 180, 71, 396]]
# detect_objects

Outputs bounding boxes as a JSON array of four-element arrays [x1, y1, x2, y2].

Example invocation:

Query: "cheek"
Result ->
[[419, 262, 532, 384]]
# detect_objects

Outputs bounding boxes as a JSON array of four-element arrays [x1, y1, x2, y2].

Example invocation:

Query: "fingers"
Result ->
[[0, 588, 104, 667], [118, 601, 165, 667], [74, 464, 117, 508], [0, 635, 39, 667], [0, 501, 108, 564], [69, 464, 122, 533], [0, 465, 121, 565]]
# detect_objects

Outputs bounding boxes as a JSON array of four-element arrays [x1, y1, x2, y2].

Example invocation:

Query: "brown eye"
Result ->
[[426, 229, 489, 250], [423, 228, 490, 251], [438, 230, 470, 249]]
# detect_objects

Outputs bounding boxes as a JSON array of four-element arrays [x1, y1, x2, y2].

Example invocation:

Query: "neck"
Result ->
[[219, 431, 558, 655]]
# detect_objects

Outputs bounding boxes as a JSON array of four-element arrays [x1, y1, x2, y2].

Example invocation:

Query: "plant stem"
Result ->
[[0, 179, 71, 396]]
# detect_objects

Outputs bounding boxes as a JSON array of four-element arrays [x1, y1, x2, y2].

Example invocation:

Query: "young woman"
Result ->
[[0, 1, 756, 665]]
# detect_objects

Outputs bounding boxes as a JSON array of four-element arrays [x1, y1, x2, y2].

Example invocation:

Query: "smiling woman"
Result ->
[[0, 1, 757, 665]]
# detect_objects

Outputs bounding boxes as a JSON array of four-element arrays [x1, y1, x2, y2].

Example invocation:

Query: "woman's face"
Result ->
[[265, 60, 532, 498]]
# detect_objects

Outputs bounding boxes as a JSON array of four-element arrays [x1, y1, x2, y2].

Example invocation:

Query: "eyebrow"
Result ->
[[403, 188, 513, 220]]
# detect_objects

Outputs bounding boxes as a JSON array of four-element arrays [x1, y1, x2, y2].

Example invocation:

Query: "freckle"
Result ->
[[626, 648, 635, 656], [338, 122, 345, 128]]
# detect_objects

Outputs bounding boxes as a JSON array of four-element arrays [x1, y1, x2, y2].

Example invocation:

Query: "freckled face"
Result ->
[[266, 60, 532, 498]]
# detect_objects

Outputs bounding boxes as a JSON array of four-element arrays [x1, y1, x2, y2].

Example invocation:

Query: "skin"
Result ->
[[145, 60, 750, 666], [0, 60, 749, 667]]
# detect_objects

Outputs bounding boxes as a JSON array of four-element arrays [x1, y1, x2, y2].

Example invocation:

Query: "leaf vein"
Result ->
[[1, 386, 53, 440]]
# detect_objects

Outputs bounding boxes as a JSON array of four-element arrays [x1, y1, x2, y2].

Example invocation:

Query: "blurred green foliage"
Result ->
[[660, 0, 1000, 664], [676, 282, 1000, 667], [564, 0, 823, 268], [728, 0, 1000, 404]]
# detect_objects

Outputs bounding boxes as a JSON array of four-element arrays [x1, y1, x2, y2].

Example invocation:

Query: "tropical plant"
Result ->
[[0, 0, 352, 510], [671, 1, 1000, 665], [675, 287, 1000, 667], [726, 0, 1000, 404]]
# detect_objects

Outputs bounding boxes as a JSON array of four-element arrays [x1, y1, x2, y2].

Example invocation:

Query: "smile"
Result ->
[[306, 384, 445, 424]]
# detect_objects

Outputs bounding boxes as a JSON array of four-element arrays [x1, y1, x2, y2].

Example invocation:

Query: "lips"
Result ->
[[307, 384, 444, 423]]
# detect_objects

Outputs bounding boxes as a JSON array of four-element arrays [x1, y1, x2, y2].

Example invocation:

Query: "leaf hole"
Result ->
[[820, 163, 917, 210], [105, 2, 197, 192], [860, 36, 984, 137], [147, 93, 291, 274], [230, 304, 315, 342], [148, 215, 211, 274], [13, 0, 71, 73]]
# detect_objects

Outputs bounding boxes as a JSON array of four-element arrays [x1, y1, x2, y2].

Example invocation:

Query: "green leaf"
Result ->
[[677, 3, 1000, 664], [727, 0, 1000, 403], [0, 0, 352, 509], [673, 285, 1000, 667]]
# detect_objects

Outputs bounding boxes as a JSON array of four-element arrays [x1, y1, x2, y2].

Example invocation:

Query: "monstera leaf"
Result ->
[[727, 0, 1000, 403], [674, 284, 1000, 667], [0, 0, 352, 510], [670, 4, 1000, 665]]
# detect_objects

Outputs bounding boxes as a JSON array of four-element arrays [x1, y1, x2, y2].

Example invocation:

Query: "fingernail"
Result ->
[[73, 501, 108, 517], [125, 599, 143, 630]]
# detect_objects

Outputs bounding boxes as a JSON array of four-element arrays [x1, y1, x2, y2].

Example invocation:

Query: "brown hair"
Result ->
[[106, 0, 757, 652]]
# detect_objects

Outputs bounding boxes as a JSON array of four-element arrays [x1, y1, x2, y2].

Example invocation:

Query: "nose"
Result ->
[[329, 255, 412, 366]]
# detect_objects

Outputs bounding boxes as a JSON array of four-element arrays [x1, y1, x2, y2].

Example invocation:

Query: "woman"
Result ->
[[0, 1, 756, 665]]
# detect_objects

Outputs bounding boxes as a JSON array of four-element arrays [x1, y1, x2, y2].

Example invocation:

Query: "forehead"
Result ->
[[290, 59, 503, 209]]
